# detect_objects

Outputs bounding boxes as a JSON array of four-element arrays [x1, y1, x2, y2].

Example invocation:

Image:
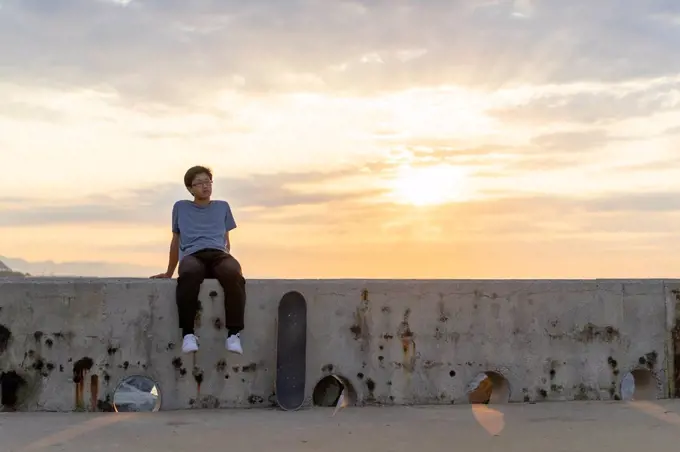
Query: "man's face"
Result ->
[[190, 173, 213, 199]]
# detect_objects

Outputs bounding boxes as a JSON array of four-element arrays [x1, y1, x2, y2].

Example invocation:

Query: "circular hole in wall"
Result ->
[[467, 371, 510, 404], [620, 369, 656, 401], [0, 371, 27, 411], [312, 375, 356, 407], [113, 375, 161, 412]]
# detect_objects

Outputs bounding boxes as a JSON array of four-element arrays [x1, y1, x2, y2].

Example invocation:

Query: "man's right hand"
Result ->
[[150, 272, 172, 279]]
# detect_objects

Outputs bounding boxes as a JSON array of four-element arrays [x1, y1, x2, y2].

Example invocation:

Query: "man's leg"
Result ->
[[176, 254, 206, 353], [211, 252, 246, 354]]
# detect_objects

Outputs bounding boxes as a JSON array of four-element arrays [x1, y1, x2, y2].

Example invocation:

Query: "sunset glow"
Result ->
[[390, 164, 470, 206], [2, 1, 680, 278]]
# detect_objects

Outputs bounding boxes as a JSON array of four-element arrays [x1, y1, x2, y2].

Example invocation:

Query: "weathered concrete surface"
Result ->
[[3, 401, 680, 452], [0, 278, 678, 412]]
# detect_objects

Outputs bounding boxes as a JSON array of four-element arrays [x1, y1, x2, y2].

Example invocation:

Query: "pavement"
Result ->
[[2, 400, 680, 452]]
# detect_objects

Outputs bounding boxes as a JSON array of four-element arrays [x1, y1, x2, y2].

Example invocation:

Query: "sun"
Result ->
[[390, 164, 469, 206]]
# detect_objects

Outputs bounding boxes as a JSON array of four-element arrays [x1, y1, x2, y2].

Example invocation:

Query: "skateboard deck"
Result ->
[[275, 291, 307, 411]]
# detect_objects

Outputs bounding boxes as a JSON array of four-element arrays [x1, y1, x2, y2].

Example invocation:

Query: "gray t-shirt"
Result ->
[[172, 200, 237, 260]]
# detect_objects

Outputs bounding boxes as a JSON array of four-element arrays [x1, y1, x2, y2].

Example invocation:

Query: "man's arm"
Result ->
[[166, 233, 180, 275], [152, 203, 181, 279], [151, 233, 179, 278], [224, 202, 236, 253]]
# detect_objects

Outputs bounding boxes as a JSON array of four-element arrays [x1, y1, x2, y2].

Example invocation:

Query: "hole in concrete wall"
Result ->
[[0, 371, 26, 411], [113, 375, 161, 412], [0, 324, 11, 355], [467, 371, 510, 404], [312, 375, 356, 407], [620, 369, 656, 401]]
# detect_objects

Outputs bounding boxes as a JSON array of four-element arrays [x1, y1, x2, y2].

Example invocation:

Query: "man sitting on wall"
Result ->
[[151, 166, 246, 355]]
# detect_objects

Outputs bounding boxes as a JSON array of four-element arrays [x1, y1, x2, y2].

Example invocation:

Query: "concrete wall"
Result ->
[[0, 278, 678, 411]]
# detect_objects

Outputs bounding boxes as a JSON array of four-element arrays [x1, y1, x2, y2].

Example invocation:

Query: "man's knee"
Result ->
[[215, 256, 242, 278], [178, 256, 205, 277]]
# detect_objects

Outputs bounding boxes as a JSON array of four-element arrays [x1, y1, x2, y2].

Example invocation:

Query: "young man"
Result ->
[[152, 166, 246, 355]]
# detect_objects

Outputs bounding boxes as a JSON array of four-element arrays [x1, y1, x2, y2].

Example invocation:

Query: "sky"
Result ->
[[2, 0, 680, 278]]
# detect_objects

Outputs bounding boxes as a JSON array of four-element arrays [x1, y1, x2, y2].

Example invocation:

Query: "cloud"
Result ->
[[243, 190, 680, 248], [4, 0, 680, 107], [374, 129, 617, 176], [0, 255, 156, 277], [0, 167, 385, 227], [4, 171, 680, 238], [490, 130, 615, 171], [616, 155, 680, 172], [0, 100, 64, 123], [5, 187, 680, 278], [2, 130, 679, 232], [582, 192, 680, 213], [489, 77, 680, 124], [530, 130, 610, 151]]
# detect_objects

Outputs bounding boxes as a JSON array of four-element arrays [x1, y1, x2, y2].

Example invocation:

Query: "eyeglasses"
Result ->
[[192, 180, 212, 187]]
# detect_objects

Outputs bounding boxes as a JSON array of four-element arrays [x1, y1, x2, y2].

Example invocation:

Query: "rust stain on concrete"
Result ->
[[72, 357, 93, 411]]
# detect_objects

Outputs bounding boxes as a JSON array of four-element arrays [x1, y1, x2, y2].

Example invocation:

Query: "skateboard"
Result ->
[[275, 290, 307, 411]]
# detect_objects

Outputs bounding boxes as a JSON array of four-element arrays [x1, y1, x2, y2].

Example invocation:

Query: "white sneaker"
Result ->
[[226, 333, 243, 355], [182, 334, 199, 353]]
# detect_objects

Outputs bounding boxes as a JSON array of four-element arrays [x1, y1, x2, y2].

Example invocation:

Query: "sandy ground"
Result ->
[[2, 400, 680, 452]]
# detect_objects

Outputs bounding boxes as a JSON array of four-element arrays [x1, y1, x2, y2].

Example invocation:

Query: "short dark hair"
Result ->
[[184, 166, 212, 188]]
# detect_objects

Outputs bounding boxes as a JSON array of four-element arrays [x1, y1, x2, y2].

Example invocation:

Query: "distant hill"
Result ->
[[0, 259, 27, 278]]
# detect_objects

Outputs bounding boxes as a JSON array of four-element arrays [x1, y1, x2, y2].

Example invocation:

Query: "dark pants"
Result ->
[[176, 249, 246, 337]]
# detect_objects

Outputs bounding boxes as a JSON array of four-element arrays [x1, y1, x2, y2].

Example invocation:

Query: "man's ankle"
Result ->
[[227, 328, 242, 337]]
